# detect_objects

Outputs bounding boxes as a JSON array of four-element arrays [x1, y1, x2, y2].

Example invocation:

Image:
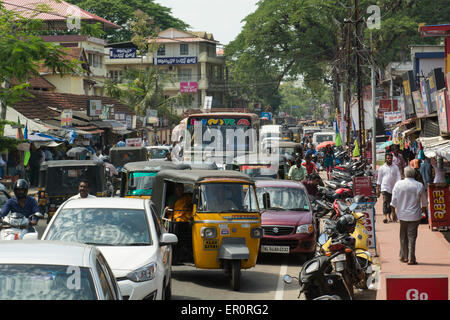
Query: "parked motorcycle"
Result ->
[[0, 212, 43, 240], [283, 234, 353, 300]]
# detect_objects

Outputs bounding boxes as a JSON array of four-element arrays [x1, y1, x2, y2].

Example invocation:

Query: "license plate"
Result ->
[[261, 245, 290, 254], [331, 254, 346, 262]]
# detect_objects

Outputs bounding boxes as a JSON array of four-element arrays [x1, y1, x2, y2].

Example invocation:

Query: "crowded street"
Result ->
[[0, 0, 450, 306]]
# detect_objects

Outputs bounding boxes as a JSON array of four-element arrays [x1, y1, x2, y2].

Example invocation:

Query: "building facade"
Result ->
[[105, 28, 227, 115]]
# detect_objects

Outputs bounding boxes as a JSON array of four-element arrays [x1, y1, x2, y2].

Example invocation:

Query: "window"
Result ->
[[180, 44, 189, 55], [96, 261, 114, 300], [157, 45, 166, 56], [150, 204, 162, 238], [178, 68, 192, 82]]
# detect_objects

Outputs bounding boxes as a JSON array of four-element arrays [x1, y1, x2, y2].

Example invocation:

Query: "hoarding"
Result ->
[[412, 91, 426, 117], [154, 56, 198, 65], [61, 109, 72, 127], [436, 89, 449, 133], [109, 48, 137, 59], [180, 81, 198, 93], [384, 111, 403, 124], [87, 100, 102, 117]]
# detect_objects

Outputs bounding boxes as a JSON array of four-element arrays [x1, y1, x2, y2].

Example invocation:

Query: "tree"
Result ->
[[0, 4, 80, 150], [66, 0, 190, 43]]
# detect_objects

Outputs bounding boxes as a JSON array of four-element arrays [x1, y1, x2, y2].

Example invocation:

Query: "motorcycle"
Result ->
[[283, 234, 353, 300], [0, 212, 43, 240]]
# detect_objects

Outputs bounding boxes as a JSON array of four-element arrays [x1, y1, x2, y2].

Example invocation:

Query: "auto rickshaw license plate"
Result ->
[[203, 239, 219, 250], [261, 246, 290, 254]]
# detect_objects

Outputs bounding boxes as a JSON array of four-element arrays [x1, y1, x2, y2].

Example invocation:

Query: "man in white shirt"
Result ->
[[390, 166, 427, 265], [377, 153, 401, 223], [69, 181, 97, 200]]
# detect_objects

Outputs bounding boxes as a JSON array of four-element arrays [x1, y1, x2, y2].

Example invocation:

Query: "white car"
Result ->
[[0, 240, 122, 300], [41, 198, 178, 300]]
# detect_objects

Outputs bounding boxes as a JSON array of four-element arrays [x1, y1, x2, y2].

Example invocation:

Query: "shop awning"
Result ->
[[417, 136, 450, 158]]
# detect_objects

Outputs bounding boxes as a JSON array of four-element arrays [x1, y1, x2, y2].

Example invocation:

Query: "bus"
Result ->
[[182, 112, 260, 167]]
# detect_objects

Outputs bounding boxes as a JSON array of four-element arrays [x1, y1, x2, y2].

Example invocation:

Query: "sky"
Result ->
[[155, 0, 260, 46]]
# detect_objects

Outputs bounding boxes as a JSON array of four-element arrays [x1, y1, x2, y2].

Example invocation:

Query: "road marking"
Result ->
[[275, 263, 288, 300]]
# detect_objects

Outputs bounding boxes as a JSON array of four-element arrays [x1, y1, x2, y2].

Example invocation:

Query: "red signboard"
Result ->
[[378, 99, 398, 118], [427, 184, 450, 230], [353, 176, 372, 197], [386, 275, 448, 300], [180, 81, 198, 93]]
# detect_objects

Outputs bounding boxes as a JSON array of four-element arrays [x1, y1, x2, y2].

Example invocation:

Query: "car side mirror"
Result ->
[[160, 233, 178, 246]]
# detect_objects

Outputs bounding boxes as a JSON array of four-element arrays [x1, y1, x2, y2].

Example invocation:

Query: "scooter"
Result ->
[[283, 237, 353, 300], [0, 212, 43, 240]]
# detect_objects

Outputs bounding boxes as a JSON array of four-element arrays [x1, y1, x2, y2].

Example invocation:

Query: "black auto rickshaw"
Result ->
[[110, 146, 148, 171], [152, 169, 262, 291], [38, 160, 107, 221]]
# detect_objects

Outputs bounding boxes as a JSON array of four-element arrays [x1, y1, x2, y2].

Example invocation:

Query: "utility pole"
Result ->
[[345, 5, 352, 147], [370, 32, 377, 170], [355, 0, 365, 159]]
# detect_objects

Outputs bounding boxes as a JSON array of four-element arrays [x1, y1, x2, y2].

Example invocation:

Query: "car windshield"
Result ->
[[0, 264, 97, 300], [198, 183, 259, 213], [45, 208, 151, 246], [128, 172, 157, 196], [256, 187, 310, 211], [316, 135, 334, 143], [149, 149, 169, 159]]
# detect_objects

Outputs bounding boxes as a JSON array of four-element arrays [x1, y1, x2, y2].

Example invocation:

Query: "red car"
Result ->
[[255, 180, 316, 260]]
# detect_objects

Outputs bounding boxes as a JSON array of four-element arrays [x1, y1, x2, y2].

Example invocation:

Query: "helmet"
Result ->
[[336, 214, 356, 234], [13, 179, 29, 199]]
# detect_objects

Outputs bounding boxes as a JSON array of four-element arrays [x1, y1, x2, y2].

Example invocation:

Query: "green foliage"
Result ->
[[66, 0, 190, 43]]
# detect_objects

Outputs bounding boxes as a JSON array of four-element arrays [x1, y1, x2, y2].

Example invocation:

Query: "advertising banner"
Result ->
[[109, 48, 137, 59], [180, 81, 198, 93], [427, 184, 450, 230], [154, 56, 198, 65], [436, 89, 449, 133], [353, 176, 372, 197], [412, 91, 425, 117], [61, 109, 72, 127], [351, 202, 376, 250], [384, 111, 403, 125], [402, 71, 416, 119], [126, 138, 142, 147], [419, 78, 431, 115], [87, 100, 102, 117], [378, 99, 398, 118], [386, 275, 448, 300]]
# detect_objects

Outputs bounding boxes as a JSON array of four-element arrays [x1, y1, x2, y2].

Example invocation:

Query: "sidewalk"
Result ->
[[374, 197, 450, 300]]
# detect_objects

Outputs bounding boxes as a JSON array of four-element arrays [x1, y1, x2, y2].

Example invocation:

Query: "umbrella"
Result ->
[[316, 141, 335, 150], [66, 147, 89, 158], [376, 140, 393, 150]]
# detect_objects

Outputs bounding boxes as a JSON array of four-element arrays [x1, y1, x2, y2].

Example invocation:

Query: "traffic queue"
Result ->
[[0, 117, 378, 300]]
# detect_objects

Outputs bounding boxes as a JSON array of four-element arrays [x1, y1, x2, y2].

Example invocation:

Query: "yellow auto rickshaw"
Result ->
[[152, 169, 262, 291]]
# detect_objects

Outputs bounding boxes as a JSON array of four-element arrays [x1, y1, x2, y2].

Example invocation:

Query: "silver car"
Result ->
[[0, 240, 122, 300]]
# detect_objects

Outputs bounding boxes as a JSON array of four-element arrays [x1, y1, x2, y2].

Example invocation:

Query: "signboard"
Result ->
[[436, 89, 449, 133], [351, 202, 376, 250], [402, 71, 416, 118], [378, 99, 398, 118], [109, 48, 137, 59], [154, 56, 198, 65], [412, 91, 426, 117], [427, 184, 450, 230], [180, 81, 198, 93], [87, 100, 102, 117], [386, 275, 448, 300], [125, 138, 142, 147], [384, 111, 403, 125], [353, 176, 372, 197], [419, 79, 431, 115], [101, 104, 114, 120], [203, 96, 212, 111], [61, 109, 72, 127], [126, 114, 132, 130]]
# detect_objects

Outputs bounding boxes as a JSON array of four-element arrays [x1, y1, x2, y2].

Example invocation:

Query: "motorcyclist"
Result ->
[[0, 179, 40, 229]]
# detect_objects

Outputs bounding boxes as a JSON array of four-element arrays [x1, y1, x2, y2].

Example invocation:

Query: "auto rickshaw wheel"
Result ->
[[230, 260, 241, 291]]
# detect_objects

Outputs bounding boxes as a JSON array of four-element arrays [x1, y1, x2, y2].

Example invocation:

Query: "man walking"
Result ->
[[377, 153, 401, 223], [390, 166, 427, 265]]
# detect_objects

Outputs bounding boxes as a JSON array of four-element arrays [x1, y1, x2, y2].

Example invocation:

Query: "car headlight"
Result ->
[[200, 227, 217, 239], [304, 260, 320, 274], [126, 262, 156, 282], [296, 224, 314, 234]]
